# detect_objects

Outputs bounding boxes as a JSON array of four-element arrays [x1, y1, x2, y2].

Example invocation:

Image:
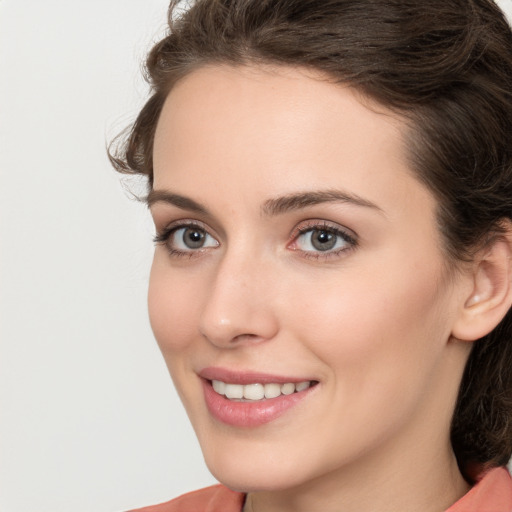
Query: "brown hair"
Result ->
[[109, 0, 512, 478]]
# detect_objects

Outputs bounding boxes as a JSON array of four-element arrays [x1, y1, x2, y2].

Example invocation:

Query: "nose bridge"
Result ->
[[199, 243, 279, 347]]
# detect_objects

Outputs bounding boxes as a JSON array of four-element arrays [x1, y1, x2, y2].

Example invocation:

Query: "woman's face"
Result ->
[[149, 65, 470, 492]]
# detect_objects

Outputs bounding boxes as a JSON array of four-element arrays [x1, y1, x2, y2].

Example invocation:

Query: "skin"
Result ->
[[148, 65, 477, 512]]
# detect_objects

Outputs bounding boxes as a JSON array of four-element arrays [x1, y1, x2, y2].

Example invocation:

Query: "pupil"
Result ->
[[183, 228, 205, 249], [312, 230, 336, 251]]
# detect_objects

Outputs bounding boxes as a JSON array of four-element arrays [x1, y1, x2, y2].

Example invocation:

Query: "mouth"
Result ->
[[199, 368, 319, 427]]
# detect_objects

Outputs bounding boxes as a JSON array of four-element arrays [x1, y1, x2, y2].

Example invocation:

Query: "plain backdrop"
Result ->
[[1, 1, 512, 511]]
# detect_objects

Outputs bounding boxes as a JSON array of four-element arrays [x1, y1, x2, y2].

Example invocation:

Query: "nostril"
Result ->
[[231, 333, 262, 343]]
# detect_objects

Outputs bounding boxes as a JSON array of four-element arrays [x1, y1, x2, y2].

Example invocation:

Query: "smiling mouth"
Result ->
[[210, 379, 319, 401], [202, 374, 319, 426]]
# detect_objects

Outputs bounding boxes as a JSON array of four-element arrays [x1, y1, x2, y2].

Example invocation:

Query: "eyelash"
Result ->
[[291, 221, 358, 260], [153, 221, 215, 259], [153, 220, 358, 260]]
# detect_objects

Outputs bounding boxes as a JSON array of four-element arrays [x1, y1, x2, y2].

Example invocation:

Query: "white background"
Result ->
[[1, 1, 511, 511]]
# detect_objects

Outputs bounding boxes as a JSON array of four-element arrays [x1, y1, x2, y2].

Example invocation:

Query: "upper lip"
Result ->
[[199, 366, 316, 385]]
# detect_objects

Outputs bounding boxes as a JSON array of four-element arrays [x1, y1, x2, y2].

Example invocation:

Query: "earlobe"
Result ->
[[452, 230, 512, 342]]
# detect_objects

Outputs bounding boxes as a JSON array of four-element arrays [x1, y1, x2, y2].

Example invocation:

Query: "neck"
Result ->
[[244, 440, 469, 512]]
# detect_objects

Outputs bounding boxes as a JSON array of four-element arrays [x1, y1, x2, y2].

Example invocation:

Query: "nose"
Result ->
[[198, 250, 279, 348]]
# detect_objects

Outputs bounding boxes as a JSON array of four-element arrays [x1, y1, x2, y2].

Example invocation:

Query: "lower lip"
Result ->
[[202, 380, 316, 427]]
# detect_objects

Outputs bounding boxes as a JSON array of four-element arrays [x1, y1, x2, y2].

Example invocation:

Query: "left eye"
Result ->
[[294, 227, 351, 253], [170, 226, 218, 251]]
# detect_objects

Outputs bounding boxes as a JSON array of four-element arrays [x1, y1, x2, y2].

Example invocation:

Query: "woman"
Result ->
[[110, 0, 512, 510]]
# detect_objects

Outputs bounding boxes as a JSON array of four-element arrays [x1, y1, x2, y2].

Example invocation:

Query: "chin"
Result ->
[[201, 442, 318, 493], [208, 463, 301, 493]]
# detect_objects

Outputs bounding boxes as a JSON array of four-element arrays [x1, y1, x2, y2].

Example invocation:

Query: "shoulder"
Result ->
[[126, 484, 245, 512], [446, 466, 512, 512]]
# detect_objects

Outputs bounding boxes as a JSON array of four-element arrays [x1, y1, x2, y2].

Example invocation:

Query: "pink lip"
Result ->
[[199, 367, 313, 385], [199, 367, 318, 428]]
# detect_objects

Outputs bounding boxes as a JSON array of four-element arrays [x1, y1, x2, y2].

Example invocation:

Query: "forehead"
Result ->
[[152, 64, 432, 219], [154, 64, 404, 164]]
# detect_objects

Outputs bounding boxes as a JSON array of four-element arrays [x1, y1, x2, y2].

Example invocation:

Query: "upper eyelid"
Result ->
[[291, 219, 358, 240], [156, 218, 213, 235], [153, 215, 227, 242], [153, 220, 218, 246]]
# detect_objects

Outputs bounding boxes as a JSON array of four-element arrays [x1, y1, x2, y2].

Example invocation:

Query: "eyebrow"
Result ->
[[146, 188, 383, 216], [261, 189, 383, 216], [146, 190, 210, 215]]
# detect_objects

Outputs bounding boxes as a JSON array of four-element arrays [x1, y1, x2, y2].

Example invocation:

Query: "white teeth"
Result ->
[[211, 379, 314, 400], [243, 383, 265, 400], [295, 381, 311, 392], [224, 383, 244, 399], [212, 380, 225, 394], [281, 382, 295, 395], [264, 383, 281, 399]]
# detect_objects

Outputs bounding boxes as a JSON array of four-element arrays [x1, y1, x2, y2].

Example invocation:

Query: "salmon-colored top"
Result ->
[[445, 467, 512, 512], [128, 466, 512, 512], [127, 485, 244, 512]]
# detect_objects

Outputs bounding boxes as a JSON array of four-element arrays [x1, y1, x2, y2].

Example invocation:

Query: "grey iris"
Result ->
[[311, 230, 336, 251], [183, 228, 206, 249]]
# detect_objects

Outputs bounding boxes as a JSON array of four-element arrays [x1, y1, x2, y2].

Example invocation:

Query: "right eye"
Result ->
[[154, 223, 219, 256]]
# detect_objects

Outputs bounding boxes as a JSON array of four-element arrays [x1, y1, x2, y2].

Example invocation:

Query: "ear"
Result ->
[[452, 227, 512, 342]]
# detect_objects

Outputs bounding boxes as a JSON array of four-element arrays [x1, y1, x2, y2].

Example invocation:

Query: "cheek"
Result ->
[[287, 254, 452, 389], [276, 256, 455, 461], [148, 255, 202, 353]]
